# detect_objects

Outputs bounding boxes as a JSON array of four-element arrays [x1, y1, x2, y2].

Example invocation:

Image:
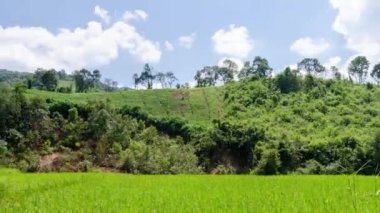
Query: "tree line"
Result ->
[[132, 64, 178, 89], [193, 56, 380, 87], [20, 68, 120, 93]]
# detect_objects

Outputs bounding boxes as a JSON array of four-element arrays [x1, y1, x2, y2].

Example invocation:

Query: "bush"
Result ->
[[254, 149, 281, 175], [121, 130, 200, 174], [275, 68, 301, 93], [296, 160, 324, 174]]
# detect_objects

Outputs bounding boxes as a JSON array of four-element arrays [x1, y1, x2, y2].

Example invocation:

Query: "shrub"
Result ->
[[254, 149, 281, 175]]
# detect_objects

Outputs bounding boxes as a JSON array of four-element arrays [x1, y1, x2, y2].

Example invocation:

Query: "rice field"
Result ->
[[0, 169, 379, 212]]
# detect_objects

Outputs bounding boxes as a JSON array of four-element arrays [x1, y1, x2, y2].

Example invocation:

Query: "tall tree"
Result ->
[[251, 56, 273, 78], [348, 56, 369, 83], [238, 61, 253, 80], [297, 58, 326, 75], [92, 70, 101, 87], [371, 63, 380, 85], [155, 72, 167, 88], [238, 57, 272, 80], [132, 73, 139, 89], [166, 72, 178, 88], [217, 59, 238, 83], [40, 69, 58, 91], [139, 64, 155, 89], [194, 66, 218, 87], [331, 66, 341, 80], [73, 69, 94, 92]]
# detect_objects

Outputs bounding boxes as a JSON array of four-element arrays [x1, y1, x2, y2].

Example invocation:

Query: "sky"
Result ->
[[0, 0, 379, 87]]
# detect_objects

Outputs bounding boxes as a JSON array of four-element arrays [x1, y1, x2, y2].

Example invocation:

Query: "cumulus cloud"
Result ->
[[164, 41, 174, 51], [178, 33, 196, 49], [330, 0, 380, 62], [212, 25, 253, 59], [94, 5, 111, 24], [0, 7, 161, 72], [290, 37, 330, 57]]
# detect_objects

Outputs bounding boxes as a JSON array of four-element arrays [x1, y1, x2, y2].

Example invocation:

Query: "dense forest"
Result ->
[[0, 56, 380, 175]]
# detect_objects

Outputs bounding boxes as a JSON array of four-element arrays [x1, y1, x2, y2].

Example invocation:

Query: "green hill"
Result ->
[[4, 75, 380, 174], [26, 87, 224, 125]]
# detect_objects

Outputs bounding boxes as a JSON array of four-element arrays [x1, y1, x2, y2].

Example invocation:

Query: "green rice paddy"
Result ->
[[1, 169, 379, 212]]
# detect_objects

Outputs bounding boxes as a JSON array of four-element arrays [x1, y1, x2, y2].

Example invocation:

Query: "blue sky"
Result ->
[[0, 0, 379, 87]]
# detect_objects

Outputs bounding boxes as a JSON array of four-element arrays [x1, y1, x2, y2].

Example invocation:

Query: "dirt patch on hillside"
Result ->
[[37, 152, 87, 172], [172, 91, 189, 101]]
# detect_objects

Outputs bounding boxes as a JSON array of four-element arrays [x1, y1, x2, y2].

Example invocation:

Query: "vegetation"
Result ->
[[1, 169, 379, 211], [1, 68, 379, 174], [133, 64, 178, 89], [1, 55, 380, 175]]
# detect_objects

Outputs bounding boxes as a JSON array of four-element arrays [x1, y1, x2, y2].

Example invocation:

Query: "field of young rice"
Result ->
[[0, 169, 379, 212]]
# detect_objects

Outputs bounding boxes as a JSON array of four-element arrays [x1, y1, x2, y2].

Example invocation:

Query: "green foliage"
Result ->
[[73, 69, 101, 92], [2, 68, 380, 174], [348, 56, 370, 83], [254, 149, 281, 175], [275, 67, 301, 93], [239, 56, 273, 80], [371, 63, 380, 84], [121, 128, 199, 174], [68, 107, 78, 122], [297, 58, 326, 75]]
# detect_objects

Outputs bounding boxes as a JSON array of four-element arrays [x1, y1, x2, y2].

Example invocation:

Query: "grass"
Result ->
[[26, 87, 224, 125], [1, 169, 379, 212], [58, 80, 74, 88]]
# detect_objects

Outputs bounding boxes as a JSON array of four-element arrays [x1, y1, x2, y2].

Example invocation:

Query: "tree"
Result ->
[[238, 57, 272, 80], [92, 70, 101, 87], [166, 72, 178, 88], [252, 56, 273, 78], [155, 72, 167, 88], [139, 64, 155, 89], [331, 66, 341, 80], [297, 58, 326, 75], [41, 69, 58, 91], [73, 69, 92, 92], [275, 67, 301, 93], [371, 63, 380, 85], [104, 78, 118, 92], [57, 70, 67, 80], [348, 56, 369, 83], [194, 66, 218, 87], [132, 73, 139, 89], [216, 59, 238, 84]]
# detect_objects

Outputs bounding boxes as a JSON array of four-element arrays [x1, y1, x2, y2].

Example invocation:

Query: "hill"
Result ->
[[2, 75, 380, 174], [0, 69, 32, 85], [26, 87, 223, 125]]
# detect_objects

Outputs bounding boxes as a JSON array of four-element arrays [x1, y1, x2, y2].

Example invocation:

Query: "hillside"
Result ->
[[2, 75, 380, 174], [26, 87, 224, 125]]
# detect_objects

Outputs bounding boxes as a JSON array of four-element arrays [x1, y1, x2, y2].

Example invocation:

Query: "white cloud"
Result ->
[[330, 0, 380, 63], [212, 25, 253, 59], [164, 41, 174, 51], [123, 10, 148, 22], [178, 33, 196, 49], [94, 5, 111, 24], [0, 8, 161, 72], [324, 56, 342, 68], [290, 37, 330, 57]]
